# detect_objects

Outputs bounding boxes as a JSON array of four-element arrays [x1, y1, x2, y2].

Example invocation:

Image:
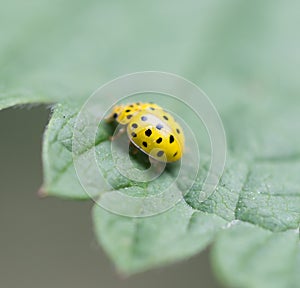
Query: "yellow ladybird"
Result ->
[[107, 102, 184, 163]]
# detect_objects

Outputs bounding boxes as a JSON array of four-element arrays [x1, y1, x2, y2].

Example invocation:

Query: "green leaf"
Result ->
[[212, 222, 300, 288], [93, 201, 226, 273], [1, 0, 300, 286], [42, 102, 89, 199], [0, 90, 52, 111], [236, 161, 300, 232]]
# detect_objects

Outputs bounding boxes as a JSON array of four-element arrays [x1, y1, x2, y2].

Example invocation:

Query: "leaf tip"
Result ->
[[37, 185, 48, 198]]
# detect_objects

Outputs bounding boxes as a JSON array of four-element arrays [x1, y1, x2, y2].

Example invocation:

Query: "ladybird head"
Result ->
[[108, 104, 140, 125]]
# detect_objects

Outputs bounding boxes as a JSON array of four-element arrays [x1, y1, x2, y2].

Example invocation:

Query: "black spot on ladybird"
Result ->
[[129, 104, 134, 107], [142, 141, 147, 147], [176, 128, 180, 134], [145, 129, 152, 137], [163, 115, 169, 120], [150, 107, 155, 110], [127, 115, 132, 119], [157, 150, 164, 157], [156, 137, 162, 144], [141, 116, 147, 121], [131, 123, 138, 129], [131, 132, 137, 137], [113, 113, 118, 119], [173, 151, 178, 157], [156, 123, 163, 130], [169, 135, 174, 143], [125, 109, 131, 113]]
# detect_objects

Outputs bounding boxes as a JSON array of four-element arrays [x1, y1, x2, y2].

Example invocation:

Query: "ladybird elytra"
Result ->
[[107, 102, 184, 163]]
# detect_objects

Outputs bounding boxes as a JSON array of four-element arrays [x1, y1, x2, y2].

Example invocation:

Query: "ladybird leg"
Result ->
[[109, 127, 126, 141], [105, 113, 116, 123], [130, 144, 139, 155]]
